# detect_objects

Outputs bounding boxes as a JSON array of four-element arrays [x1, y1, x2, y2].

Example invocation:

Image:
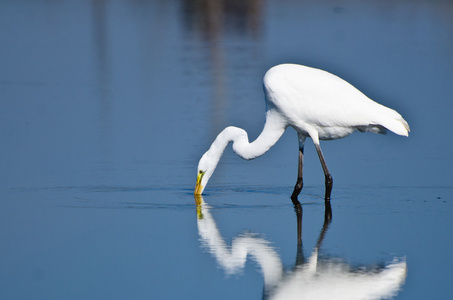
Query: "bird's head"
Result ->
[[194, 151, 218, 195]]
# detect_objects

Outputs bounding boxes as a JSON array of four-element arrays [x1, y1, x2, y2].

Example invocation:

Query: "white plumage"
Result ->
[[195, 64, 409, 199], [264, 64, 409, 139]]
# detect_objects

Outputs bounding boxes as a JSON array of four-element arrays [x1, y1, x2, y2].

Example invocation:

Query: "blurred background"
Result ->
[[1, 1, 452, 299], [1, 0, 452, 190]]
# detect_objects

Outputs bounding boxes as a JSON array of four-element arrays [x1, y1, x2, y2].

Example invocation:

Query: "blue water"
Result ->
[[1, 1, 453, 299]]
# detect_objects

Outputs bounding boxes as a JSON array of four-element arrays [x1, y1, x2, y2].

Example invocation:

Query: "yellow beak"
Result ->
[[194, 171, 205, 195]]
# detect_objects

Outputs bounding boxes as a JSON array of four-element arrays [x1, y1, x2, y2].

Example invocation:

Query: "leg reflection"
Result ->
[[194, 196, 406, 300], [292, 199, 304, 266], [293, 199, 333, 268]]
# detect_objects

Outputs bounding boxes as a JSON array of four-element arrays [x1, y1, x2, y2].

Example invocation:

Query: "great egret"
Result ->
[[195, 64, 410, 199]]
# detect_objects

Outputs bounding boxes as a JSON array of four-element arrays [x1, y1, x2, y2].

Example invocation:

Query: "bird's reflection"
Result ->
[[194, 196, 406, 300]]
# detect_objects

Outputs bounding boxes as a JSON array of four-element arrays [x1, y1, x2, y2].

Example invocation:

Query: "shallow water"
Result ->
[[1, 1, 453, 299]]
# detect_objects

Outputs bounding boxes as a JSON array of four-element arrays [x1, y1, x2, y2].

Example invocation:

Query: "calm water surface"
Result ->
[[1, 1, 453, 299]]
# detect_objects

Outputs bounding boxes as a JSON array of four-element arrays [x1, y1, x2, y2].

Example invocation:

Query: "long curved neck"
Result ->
[[197, 201, 284, 287], [209, 110, 286, 161]]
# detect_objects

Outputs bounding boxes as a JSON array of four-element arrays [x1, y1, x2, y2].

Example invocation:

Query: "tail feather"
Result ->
[[357, 105, 410, 136], [381, 116, 410, 137], [368, 102, 410, 137]]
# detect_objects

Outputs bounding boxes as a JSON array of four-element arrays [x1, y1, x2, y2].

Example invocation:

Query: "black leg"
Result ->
[[314, 143, 333, 201], [291, 136, 306, 199], [291, 146, 304, 199]]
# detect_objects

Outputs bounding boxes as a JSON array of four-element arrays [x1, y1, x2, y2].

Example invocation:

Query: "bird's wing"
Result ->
[[265, 65, 408, 135]]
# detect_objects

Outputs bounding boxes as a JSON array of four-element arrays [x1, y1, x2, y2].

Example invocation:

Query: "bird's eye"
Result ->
[[199, 170, 203, 174]]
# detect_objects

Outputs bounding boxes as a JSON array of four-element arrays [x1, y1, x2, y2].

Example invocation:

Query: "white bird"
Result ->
[[195, 64, 410, 199]]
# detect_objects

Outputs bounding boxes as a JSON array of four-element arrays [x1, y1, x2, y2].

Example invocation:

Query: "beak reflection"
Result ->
[[194, 196, 407, 299]]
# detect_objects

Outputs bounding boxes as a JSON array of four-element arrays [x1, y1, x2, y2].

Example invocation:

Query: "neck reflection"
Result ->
[[194, 196, 406, 300]]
